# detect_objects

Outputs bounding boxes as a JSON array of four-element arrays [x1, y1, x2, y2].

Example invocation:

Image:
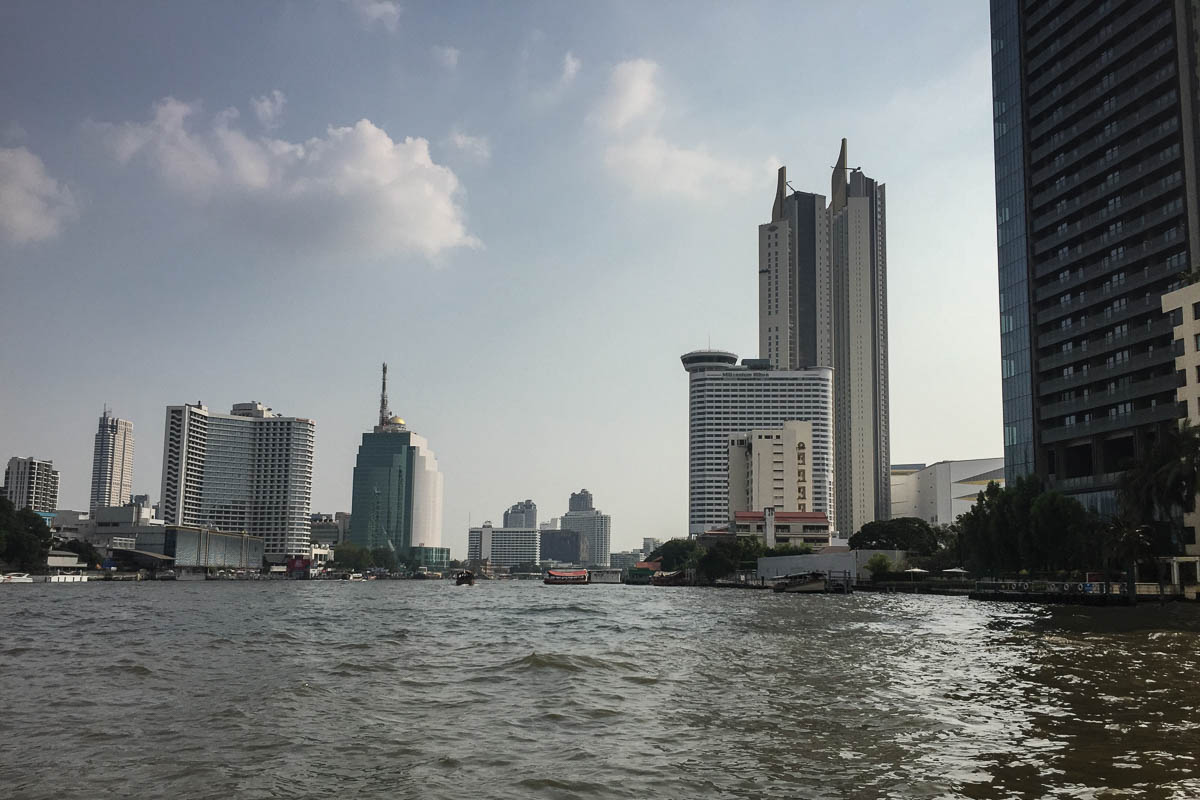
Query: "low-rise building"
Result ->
[[716, 509, 833, 551], [609, 550, 643, 571], [411, 545, 450, 572], [889, 459, 1004, 526]]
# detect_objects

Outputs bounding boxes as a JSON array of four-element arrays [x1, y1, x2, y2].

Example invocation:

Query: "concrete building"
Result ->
[[760, 142, 890, 539], [642, 537, 661, 557], [539, 517, 560, 531], [310, 512, 351, 545], [682, 350, 835, 534], [4, 457, 59, 513], [159, 401, 314, 562], [889, 459, 1006, 526], [561, 489, 611, 567], [609, 550, 643, 571], [1161, 283, 1200, 554], [90, 409, 134, 514], [467, 523, 539, 568], [80, 503, 163, 550], [730, 509, 832, 551], [991, 0, 1200, 512], [131, 526, 265, 573], [503, 499, 537, 529], [349, 364, 444, 554], [728, 421, 814, 516], [539, 528, 582, 563]]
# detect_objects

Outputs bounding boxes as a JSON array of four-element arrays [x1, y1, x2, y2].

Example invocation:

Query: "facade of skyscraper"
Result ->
[[90, 409, 134, 513], [159, 402, 314, 561], [681, 350, 834, 534], [991, 0, 1200, 511], [3, 456, 59, 513], [539, 528, 582, 563], [759, 140, 889, 536], [467, 523, 539, 567], [560, 488, 610, 567], [349, 364, 444, 554], [503, 499, 537, 528]]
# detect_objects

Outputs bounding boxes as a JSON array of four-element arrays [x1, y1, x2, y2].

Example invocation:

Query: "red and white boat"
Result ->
[[543, 569, 588, 585]]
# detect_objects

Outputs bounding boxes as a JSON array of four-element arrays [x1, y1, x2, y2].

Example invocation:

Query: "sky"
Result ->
[[0, 0, 1001, 557]]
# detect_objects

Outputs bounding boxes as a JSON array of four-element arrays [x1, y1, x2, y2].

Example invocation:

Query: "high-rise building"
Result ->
[[467, 523, 540, 567], [539, 517, 560, 531], [560, 489, 611, 567], [642, 537, 661, 557], [889, 458, 1006, 526], [3, 457, 59, 513], [568, 489, 593, 512], [159, 401, 314, 561], [682, 351, 834, 534], [503, 499, 537, 528], [90, 408, 134, 514], [759, 140, 889, 536], [349, 364, 444, 554], [991, 0, 1200, 511], [539, 528, 582, 563], [728, 421, 814, 515]]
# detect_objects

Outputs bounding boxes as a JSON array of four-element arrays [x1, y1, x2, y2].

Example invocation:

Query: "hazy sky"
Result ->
[[0, 0, 1000, 556]]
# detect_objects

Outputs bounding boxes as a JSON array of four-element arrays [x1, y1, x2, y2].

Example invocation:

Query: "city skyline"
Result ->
[[0, 1, 1002, 556]]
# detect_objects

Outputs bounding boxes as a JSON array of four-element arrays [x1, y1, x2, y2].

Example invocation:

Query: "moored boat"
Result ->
[[1, 573, 34, 584], [544, 569, 588, 585], [651, 570, 688, 587], [772, 572, 827, 593]]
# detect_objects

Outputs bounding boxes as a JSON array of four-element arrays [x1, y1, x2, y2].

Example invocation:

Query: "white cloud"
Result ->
[[250, 90, 287, 130], [0, 146, 78, 244], [448, 129, 491, 163], [591, 59, 659, 132], [89, 97, 478, 258], [433, 46, 460, 69], [604, 135, 752, 200], [346, 0, 400, 32], [560, 52, 581, 88], [592, 60, 750, 200]]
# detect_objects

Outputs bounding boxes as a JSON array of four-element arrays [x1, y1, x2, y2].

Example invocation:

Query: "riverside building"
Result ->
[[159, 401, 315, 562], [3, 456, 59, 513], [90, 408, 134, 513], [991, 0, 1200, 511], [682, 350, 834, 535], [728, 421, 815, 515], [467, 523, 539, 568], [889, 458, 1006, 526], [1161, 284, 1200, 554], [560, 488, 612, 567], [349, 364, 444, 554], [759, 140, 890, 537]]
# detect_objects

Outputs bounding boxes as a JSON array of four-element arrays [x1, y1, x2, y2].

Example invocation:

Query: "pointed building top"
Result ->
[[379, 362, 389, 428], [772, 165, 787, 222], [830, 138, 848, 212]]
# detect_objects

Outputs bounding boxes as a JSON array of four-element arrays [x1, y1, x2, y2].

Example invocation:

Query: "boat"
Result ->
[[651, 570, 688, 587], [544, 569, 589, 585], [1, 573, 34, 584], [454, 570, 475, 586], [772, 572, 827, 593], [587, 568, 623, 584], [348, 573, 365, 582]]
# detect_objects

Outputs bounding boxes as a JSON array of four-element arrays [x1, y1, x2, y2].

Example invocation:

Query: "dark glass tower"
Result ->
[[991, 0, 1200, 511]]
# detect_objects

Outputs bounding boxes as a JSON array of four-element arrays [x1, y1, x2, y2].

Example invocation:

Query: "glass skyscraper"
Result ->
[[990, 0, 1200, 510]]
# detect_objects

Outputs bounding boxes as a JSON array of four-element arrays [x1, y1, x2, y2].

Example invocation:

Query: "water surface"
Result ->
[[3, 582, 1199, 798]]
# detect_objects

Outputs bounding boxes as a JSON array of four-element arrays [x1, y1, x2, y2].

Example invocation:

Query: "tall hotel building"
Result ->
[[991, 0, 1200, 509], [90, 408, 134, 513], [159, 402, 315, 561], [682, 351, 834, 534], [759, 140, 889, 535], [349, 364, 444, 553], [3, 456, 59, 513]]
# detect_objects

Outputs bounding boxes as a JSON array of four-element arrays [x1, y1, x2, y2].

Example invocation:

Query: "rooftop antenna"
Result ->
[[379, 362, 389, 428]]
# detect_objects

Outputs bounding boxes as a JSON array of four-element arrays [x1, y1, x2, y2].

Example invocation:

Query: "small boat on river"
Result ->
[[651, 570, 688, 587], [772, 572, 827, 593], [454, 570, 475, 586], [544, 569, 588, 585], [1, 573, 34, 584]]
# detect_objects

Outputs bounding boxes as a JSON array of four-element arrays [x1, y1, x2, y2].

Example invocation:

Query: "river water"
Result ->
[[3, 582, 1200, 799]]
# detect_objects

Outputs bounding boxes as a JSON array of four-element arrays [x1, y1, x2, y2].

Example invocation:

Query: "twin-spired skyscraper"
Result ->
[[757, 139, 890, 536]]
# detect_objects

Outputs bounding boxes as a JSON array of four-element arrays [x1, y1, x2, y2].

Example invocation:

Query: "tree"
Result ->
[[1119, 420, 1200, 557], [370, 547, 397, 572], [60, 538, 103, 569], [333, 542, 372, 572], [865, 553, 892, 580], [850, 517, 938, 555], [0, 499, 52, 572], [647, 538, 700, 571]]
